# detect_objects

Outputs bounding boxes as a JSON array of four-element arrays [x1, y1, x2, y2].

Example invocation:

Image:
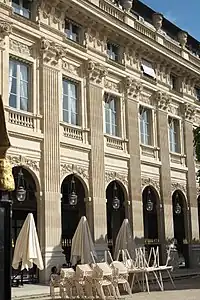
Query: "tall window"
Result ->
[[12, 0, 31, 18], [168, 117, 180, 153], [140, 106, 152, 145], [65, 20, 80, 43], [62, 79, 79, 125], [104, 93, 119, 136], [107, 42, 119, 61], [9, 59, 30, 111]]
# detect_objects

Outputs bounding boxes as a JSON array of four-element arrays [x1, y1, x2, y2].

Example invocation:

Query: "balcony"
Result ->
[[105, 134, 128, 152], [5, 106, 41, 132], [170, 152, 186, 166], [140, 144, 159, 160], [60, 122, 89, 144]]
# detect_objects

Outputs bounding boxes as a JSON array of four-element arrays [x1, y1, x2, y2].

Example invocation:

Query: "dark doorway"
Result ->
[[142, 186, 161, 262], [61, 174, 86, 265], [172, 190, 189, 268], [106, 180, 126, 255], [10, 166, 38, 284]]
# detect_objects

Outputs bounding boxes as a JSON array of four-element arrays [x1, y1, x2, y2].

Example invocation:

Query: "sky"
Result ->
[[141, 0, 200, 41]]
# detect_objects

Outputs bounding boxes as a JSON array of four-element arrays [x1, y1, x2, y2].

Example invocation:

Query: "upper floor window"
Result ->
[[141, 59, 156, 79], [195, 86, 200, 101], [9, 59, 30, 112], [12, 0, 31, 19], [104, 93, 119, 136], [140, 106, 152, 145], [107, 42, 119, 62], [168, 117, 180, 153], [170, 74, 179, 91], [65, 20, 80, 43], [62, 79, 79, 126]]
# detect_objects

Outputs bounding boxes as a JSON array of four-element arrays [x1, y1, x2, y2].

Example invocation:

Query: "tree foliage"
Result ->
[[193, 127, 200, 161]]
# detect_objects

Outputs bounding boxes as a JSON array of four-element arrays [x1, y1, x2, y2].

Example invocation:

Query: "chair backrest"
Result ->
[[104, 250, 113, 263], [60, 268, 75, 279], [94, 262, 113, 277], [110, 261, 128, 275], [76, 264, 93, 278]]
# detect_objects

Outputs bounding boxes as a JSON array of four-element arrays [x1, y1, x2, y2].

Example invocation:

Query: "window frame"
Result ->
[[104, 93, 120, 137], [139, 106, 152, 146], [170, 73, 179, 91], [168, 117, 181, 153], [62, 78, 80, 126], [12, 0, 31, 19], [9, 58, 31, 112], [141, 59, 156, 79], [65, 19, 80, 43], [107, 42, 119, 62]]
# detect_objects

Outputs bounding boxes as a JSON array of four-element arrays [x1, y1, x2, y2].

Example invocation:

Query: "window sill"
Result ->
[[63, 37, 87, 52], [104, 134, 128, 152], [11, 12, 39, 29], [170, 152, 186, 165], [60, 122, 89, 143], [140, 144, 160, 159], [106, 57, 125, 70]]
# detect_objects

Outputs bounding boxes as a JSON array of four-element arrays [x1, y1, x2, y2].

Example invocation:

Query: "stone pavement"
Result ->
[[12, 275, 200, 300]]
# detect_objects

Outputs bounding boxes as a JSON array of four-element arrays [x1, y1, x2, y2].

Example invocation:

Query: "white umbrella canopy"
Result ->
[[114, 218, 136, 260], [70, 216, 97, 266], [12, 213, 44, 271]]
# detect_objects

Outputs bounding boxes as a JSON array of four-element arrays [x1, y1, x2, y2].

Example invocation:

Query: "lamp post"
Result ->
[[146, 188, 154, 212], [112, 182, 120, 210], [69, 175, 78, 206], [16, 168, 26, 202], [174, 192, 182, 215]]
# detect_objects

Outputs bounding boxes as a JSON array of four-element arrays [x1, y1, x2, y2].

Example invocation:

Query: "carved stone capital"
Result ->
[[61, 163, 89, 181], [171, 182, 186, 194], [141, 177, 160, 193], [86, 59, 107, 84], [105, 171, 128, 187], [154, 90, 171, 111], [184, 103, 196, 122], [125, 76, 142, 98], [40, 38, 66, 65], [0, 20, 12, 41]]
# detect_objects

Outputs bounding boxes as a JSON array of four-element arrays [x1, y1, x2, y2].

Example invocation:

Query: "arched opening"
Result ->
[[61, 174, 86, 265], [198, 196, 200, 238], [10, 166, 38, 283], [172, 190, 189, 267], [142, 186, 161, 261], [106, 180, 126, 255]]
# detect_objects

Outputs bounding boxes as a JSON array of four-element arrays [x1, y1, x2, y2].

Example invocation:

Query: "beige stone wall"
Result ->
[[0, 0, 200, 280]]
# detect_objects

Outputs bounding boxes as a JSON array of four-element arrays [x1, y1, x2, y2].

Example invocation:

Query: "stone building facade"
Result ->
[[1, 0, 200, 282]]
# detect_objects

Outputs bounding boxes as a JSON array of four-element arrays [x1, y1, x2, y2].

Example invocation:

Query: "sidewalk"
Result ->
[[12, 268, 200, 299]]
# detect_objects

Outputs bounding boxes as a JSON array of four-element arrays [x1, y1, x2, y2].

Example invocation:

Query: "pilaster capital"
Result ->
[[40, 37, 66, 65], [0, 19, 12, 40], [86, 59, 107, 85], [125, 76, 142, 99], [154, 90, 171, 111], [184, 103, 196, 122]]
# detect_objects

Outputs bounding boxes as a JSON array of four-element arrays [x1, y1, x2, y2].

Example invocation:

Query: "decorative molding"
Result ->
[[61, 163, 89, 181], [0, 19, 12, 41], [10, 39, 32, 56], [104, 79, 120, 93], [86, 59, 107, 84], [154, 90, 171, 110], [105, 171, 128, 187], [184, 103, 196, 122], [171, 182, 186, 194], [125, 76, 142, 98], [7, 155, 40, 172], [62, 61, 80, 76], [168, 104, 179, 116], [40, 37, 66, 65], [196, 188, 200, 197], [141, 177, 160, 192]]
